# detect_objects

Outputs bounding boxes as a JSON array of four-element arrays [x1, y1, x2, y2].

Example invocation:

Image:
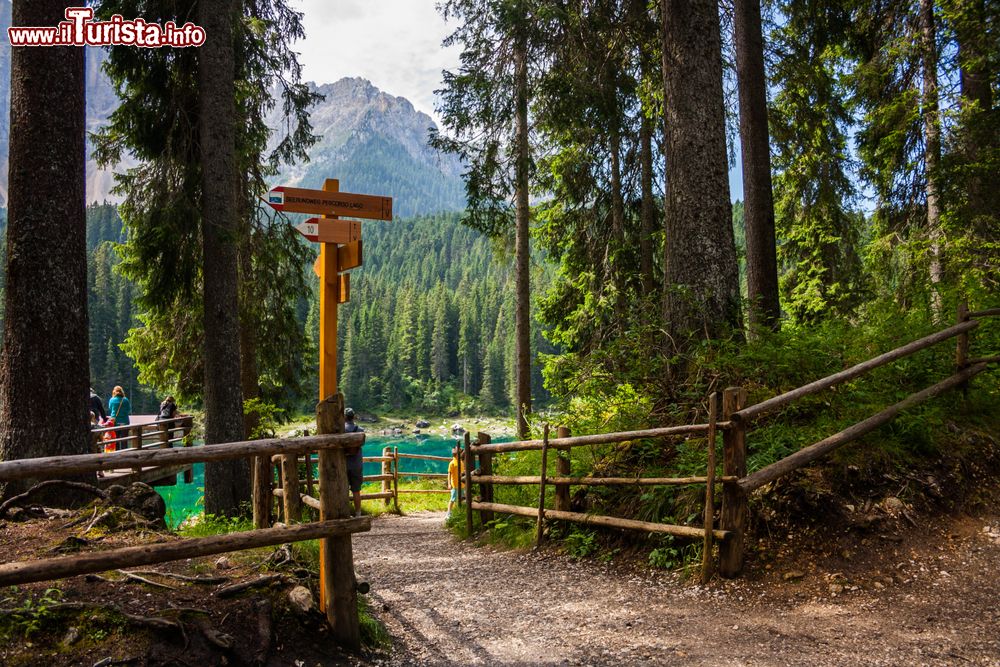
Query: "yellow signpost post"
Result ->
[[265, 178, 392, 645]]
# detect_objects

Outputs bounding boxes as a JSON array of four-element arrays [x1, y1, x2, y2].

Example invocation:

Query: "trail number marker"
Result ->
[[294, 218, 362, 244]]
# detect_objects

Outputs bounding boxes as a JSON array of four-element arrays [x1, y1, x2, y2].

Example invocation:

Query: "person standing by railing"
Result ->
[[89, 387, 107, 424], [344, 408, 364, 517], [447, 445, 462, 517], [108, 385, 131, 427]]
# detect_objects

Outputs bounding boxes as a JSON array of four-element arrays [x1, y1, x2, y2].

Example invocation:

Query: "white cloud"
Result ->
[[292, 0, 461, 126]]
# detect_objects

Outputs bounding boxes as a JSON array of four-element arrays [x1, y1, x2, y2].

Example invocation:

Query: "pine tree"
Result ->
[[0, 0, 92, 497], [660, 0, 742, 343]]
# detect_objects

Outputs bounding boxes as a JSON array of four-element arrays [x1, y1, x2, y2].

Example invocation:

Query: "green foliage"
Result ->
[[769, 1, 865, 324], [648, 541, 680, 570], [0, 588, 63, 640], [243, 398, 286, 439], [563, 528, 598, 559], [332, 212, 554, 415], [92, 0, 319, 407], [178, 512, 254, 538], [357, 595, 391, 649]]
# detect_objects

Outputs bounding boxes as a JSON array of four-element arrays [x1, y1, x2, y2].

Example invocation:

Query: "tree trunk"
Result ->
[[514, 29, 533, 440], [201, 0, 248, 516], [639, 113, 656, 296], [610, 125, 627, 312], [734, 0, 780, 332], [0, 1, 93, 499], [954, 0, 994, 233], [660, 0, 742, 345], [920, 0, 944, 319]]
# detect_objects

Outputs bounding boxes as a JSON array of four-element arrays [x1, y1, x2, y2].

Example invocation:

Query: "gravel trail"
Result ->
[[352, 511, 1000, 666]]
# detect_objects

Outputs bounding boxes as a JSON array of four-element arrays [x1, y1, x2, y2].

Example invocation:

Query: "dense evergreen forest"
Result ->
[[0, 204, 553, 417], [332, 212, 554, 415]]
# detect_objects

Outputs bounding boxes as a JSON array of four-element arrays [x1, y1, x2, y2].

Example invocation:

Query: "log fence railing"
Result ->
[[268, 444, 463, 517], [89, 416, 196, 482], [459, 302, 997, 579], [0, 395, 370, 650]]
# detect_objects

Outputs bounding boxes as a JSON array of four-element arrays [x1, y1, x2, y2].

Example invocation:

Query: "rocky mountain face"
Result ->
[[0, 1, 465, 215], [270, 78, 465, 218]]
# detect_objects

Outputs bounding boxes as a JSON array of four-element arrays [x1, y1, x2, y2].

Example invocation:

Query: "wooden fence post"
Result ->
[[130, 426, 142, 473], [555, 427, 571, 512], [182, 418, 194, 483], [158, 420, 170, 449], [478, 432, 494, 525], [316, 392, 360, 651], [252, 453, 272, 529], [392, 446, 399, 512], [464, 432, 474, 534], [720, 387, 748, 578], [280, 454, 302, 523], [701, 392, 719, 583], [381, 446, 391, 506], [535, 424, 550, 546]]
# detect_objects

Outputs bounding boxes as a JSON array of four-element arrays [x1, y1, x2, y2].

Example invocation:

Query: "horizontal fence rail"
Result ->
[[0, 432, 365, 482], [731, 319, 980, 424], [0, 518, 370, 588], [470, 501, 731, 541], [739, 362, 988, 493], [470, 474, 739, 486], [471, 422, 719, 454]]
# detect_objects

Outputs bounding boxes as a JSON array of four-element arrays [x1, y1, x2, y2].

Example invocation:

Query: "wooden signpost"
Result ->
[[294, 218, 362, 244], [267, 185, 392, 220], [265, 178, 392, 648]]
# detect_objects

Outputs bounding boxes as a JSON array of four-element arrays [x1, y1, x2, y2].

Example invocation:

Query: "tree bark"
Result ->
[[953, 0, 994, 233], [514, 28, 532, 440], [639, 113, 656, 296], [660, 0, 742, 345], [734, 0, 780, 332], [200, 0, 248, 515], [609, 125, 627, 313], [920, 0, 944, 319], [0, 1, 93, 499]]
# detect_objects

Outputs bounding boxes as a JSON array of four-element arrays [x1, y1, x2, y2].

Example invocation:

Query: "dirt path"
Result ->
[[353, 511, 1000, 666]]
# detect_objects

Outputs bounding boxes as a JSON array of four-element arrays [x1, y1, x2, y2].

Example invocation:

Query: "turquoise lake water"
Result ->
[[157, 433, 504, 528]]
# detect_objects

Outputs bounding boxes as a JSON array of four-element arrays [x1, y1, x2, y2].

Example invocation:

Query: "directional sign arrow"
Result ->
[[294, 218, 362, 244], [267, 185, 392, 220]]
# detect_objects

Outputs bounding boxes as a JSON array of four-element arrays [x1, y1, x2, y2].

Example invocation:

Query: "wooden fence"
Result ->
[[89, 415, 195, 486], [459, 303, 997, 580], [0, 394, 369, 650], [269, 444, 461, 518]]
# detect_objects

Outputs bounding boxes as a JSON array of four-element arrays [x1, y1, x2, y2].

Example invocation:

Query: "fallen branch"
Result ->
[[117, 570, 177, 590], [215, 573, 289, 599], [152, 606, 211, 617], [128, 570, 228, 585], [63, 506, 99, 529], [82, 509, 115, 535], [0, 480, 107, 519]]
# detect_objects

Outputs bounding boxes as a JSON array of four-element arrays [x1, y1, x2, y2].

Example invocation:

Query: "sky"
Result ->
[[293, 0, 460, 126], [290, 0, 745, 200]]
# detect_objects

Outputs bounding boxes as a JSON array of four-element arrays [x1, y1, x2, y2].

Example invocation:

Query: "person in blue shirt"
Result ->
[[108, 385, 131, 426]]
